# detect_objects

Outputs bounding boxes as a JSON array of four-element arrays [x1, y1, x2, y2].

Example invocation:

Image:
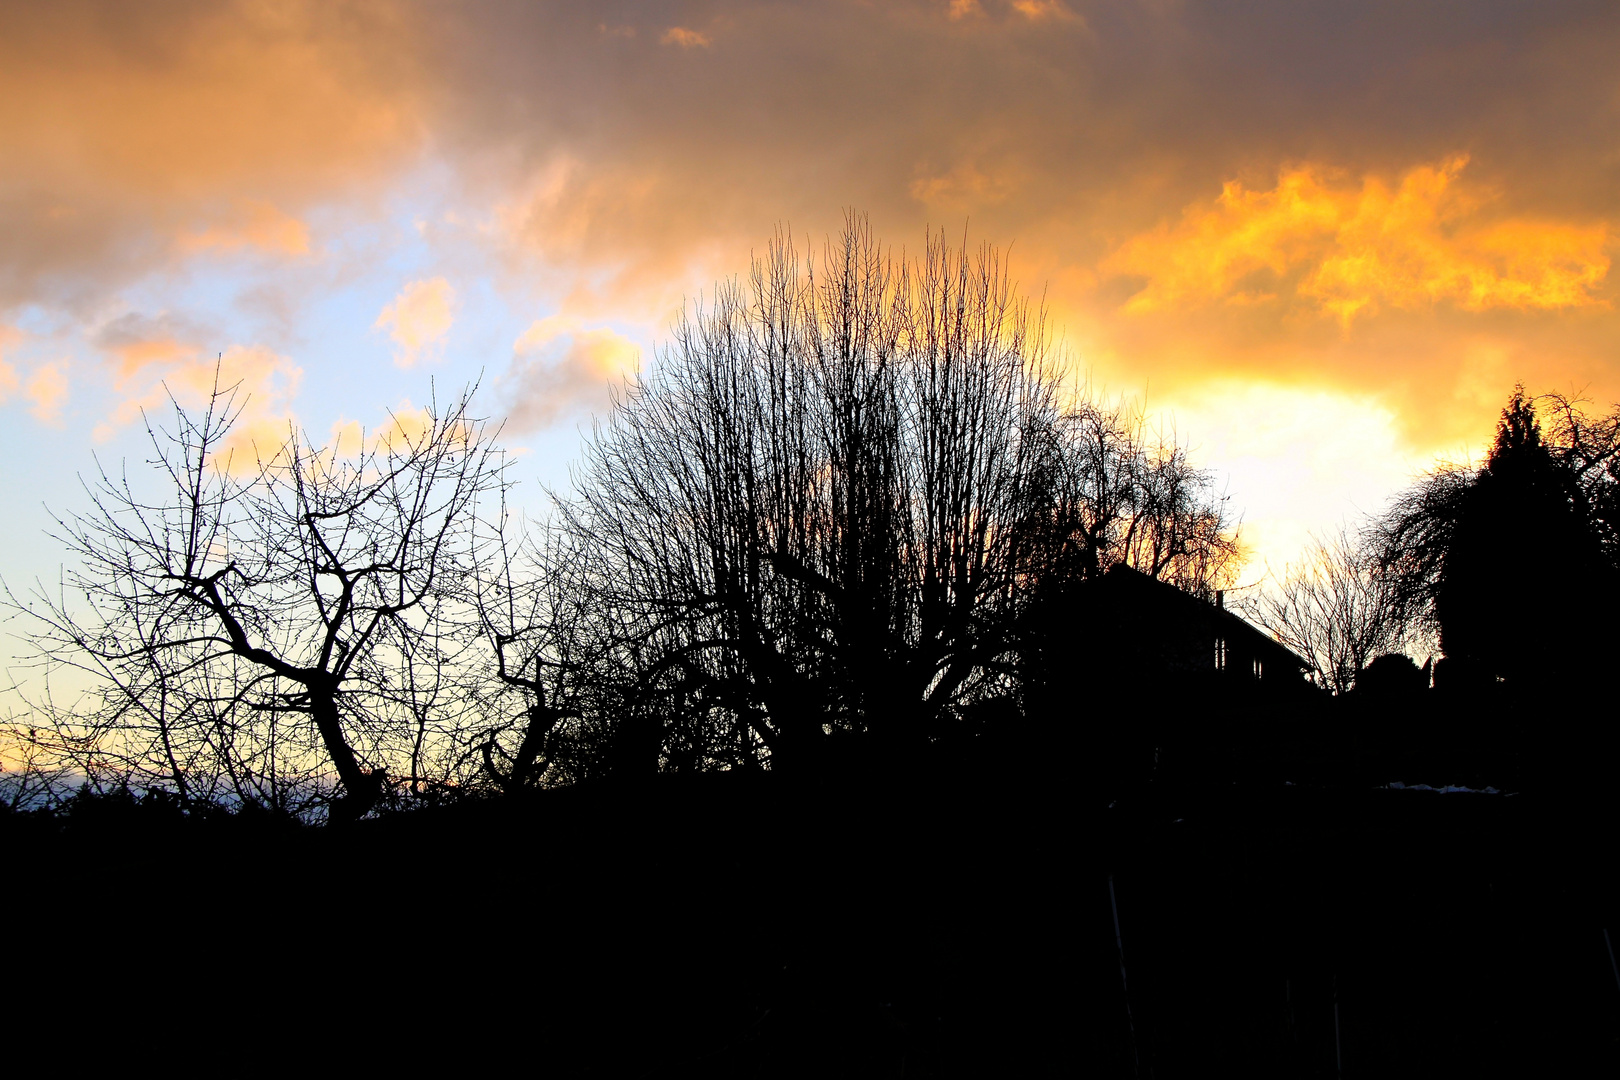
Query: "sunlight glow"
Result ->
[[1156, 382, 1417, 578]]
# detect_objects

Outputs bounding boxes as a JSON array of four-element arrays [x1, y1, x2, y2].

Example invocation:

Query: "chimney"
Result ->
[[1216, 589, 1225, 610]]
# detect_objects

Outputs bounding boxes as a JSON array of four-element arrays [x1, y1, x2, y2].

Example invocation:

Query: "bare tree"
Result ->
[[461, 506, 603, 793], [9, 377, 505, 822], [1243, 526, 1407, 694], [1537, 390, 1620, 567], [1369, 460, 1477, 644], [1049, 398, 1240, 598], [561, 216, 1239, 773]]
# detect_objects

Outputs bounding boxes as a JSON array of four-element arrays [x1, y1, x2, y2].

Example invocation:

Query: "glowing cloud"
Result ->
[[89, 316, 303, 460], [1105, 157, 1611, 326], [328, 401, 435, 458], [177, 199, 312, 256], [1009, 0, 1080, 23], [0, 2, 423, 310], [374, 278, 456, 368], [660, 27, 711, 49], [500, 317, 640, 432], [27, 363, 68, 424], [1, 0, 1618, 596], [94, 310, 215, 379], [909, 160, 1021, 211]]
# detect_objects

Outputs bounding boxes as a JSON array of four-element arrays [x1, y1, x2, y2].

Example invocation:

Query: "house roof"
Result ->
[[1093, 564, 1309, 671]]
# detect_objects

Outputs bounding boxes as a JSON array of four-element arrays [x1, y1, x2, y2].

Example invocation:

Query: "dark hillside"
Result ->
[[11, 752, 1618, 1076]]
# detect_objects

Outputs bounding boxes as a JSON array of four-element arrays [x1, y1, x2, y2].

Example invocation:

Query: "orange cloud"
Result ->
[[500, 317, 640, 432], [0, 1, 423, 307], [27, 363, 69, 424], [660, 27, 711, 49], [176, 199, 312, 256], [89, 313, 302, 456], [941, 1, 1082, 26], [169, 345, 304, 471], [93, 311, 214, 379], [486, 153, 723, 327], [374, 278, 456, 367], [1009, 0, 1080, 23], [2, 1, 1618, 580], [910, 159, 1022, 211], [1104, 156, 1611, 327], [328, 400, 436, 459]]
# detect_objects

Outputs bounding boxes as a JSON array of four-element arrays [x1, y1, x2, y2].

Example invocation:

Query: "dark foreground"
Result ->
[[10, 753, 1620, 1076]]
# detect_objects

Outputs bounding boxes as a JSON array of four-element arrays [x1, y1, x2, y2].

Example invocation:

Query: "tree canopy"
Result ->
[[559, 217, 1239, 775], [1374, 386, 1620, 689], [11, 382, 504, 820]]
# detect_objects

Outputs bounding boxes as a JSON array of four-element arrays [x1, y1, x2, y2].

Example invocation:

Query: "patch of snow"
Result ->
[[1386, 781, 1502, 795]]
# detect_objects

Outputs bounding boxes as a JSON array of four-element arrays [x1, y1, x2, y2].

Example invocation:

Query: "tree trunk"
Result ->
[[309, 685, 378, 823], [508, 704, 556, 791]]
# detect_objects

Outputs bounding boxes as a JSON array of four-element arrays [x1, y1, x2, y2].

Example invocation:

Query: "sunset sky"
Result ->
[[2, 0, 1618, 596]]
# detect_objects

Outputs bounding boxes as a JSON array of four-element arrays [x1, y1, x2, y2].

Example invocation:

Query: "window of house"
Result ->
[[1253, 657, 1263, 679], [1214, 637, 1227, 671]]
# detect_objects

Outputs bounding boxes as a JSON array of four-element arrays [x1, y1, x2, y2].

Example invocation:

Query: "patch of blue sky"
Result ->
[[10, 301, 76, 339]]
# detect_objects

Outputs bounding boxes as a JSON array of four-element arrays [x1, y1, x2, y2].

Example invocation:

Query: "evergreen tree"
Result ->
[[1381, 386, 1619, 692]]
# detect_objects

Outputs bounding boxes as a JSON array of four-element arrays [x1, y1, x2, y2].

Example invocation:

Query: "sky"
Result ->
[[2, 0, 1618, 605]]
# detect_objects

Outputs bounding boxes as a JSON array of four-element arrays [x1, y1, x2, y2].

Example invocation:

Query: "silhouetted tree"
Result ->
[[1355, 653, 1429, 700], [1376, 386, 1620, 689], [1243, 526, 1406, 694], [1534, 390, 1620, 576], [1040, 398, 1241, 599], [461, 507, 640, 792], [561, 216, 1238, 774], [10, 378, 505, 821]]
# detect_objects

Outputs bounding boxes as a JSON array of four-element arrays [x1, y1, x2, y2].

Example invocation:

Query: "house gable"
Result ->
[[1036, 564, 1309, 699]]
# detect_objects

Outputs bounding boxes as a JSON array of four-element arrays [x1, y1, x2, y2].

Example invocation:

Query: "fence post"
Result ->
[[1109, 873, 1144, 1078]]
